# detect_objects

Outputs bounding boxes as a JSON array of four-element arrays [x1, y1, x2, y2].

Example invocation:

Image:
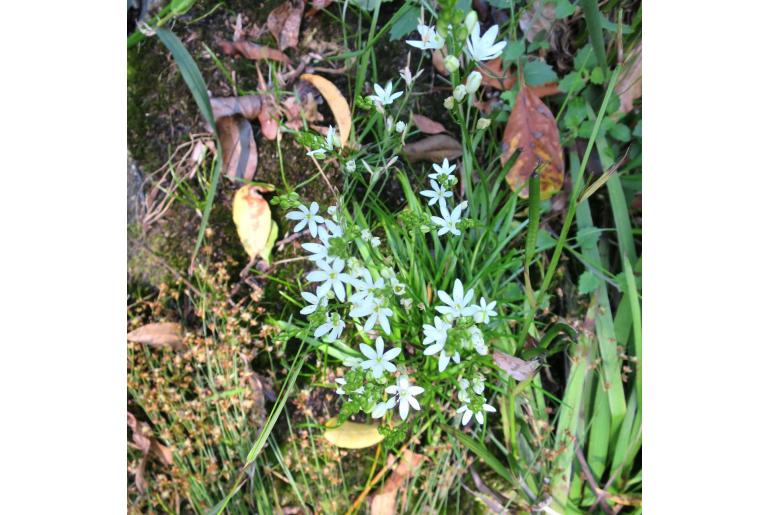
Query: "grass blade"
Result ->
[[579, 0, 608, 74]]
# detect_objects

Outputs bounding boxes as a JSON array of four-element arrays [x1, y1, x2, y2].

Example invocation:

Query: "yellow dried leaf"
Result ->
[[233, 185, 273, 260], [323, 418, 384, 449], [300, 73, 352, 147]]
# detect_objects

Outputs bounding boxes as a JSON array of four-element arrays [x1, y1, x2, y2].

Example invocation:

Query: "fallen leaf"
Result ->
[[134, 453, 149, 492], [233, 185, 274, 261], [412, 113, 446, 135], [403, 134, 462, 163], [217, 116, 258, 181], [432, 50, 448, 75], [371, 450, 425, 515], [493, 350, 539, 381], [258, 99, 280, 140], [268, 1, 304, 51], [215, 37, 290, 63], [615, 42, 642, 113], [127, 322, 184, 351], [307, 0, 333, 16], [211, 96, 263, 121], [479, 57, 516, 91], [323, 417, 384, 449], [127, 412, 152, 453], [300, 73, 352, 147], [501, 85, 564, 198], [151, 440, 173, 466]]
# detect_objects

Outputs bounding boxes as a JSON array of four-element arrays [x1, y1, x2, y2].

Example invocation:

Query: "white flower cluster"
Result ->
[[404, 20, 507, 64], [419, 158, 469, 237]]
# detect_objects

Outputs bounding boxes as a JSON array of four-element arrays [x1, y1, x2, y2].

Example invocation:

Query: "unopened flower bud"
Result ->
[[444, 55, 460, 73], [465, 71, 482, 94], [395, 120, 406, 133], [444, 96, 455, 109], [476, 117, 491, 130], [453, 84, 467, 102]]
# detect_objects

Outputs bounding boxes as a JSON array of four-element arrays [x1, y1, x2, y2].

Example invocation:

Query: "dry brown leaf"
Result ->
[[215, 37, 290, 63], [268, 1, 304, 51], [233, 185, 273, 260], [323, 418, 384, 449], [151, 440, 173, 466], [493, 350, 539, 381], [371, 450, 425, 515], [134, 453, 149, 492], [127, 322, 184, 351], [217, 116, 258, 181], [300, 73, 352, 147], [403, 134, 462, 163], [616, 42, 642, 113], [501, 85, 564, 198], [127, 412, 152, 453], [412, 113, 446, 135], [307, 0, 333, 17], [211, 96, 263, 121]]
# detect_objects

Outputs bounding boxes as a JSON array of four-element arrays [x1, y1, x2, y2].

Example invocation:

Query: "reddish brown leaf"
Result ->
[[216, 37, 289, 63], [616, 42, 642, 113], [151, 440, 173, 466], [431, 50, 448, 75], [412, 114, 446, 135], [268, 1, 304, 51], [403, 134, 462, 163], [127, 412, 152, 454], [493, 350, 539, 381], [217, 116, 258, 181], [127, 322, 184, 351], [211, 96, 263, 121], [501, 85, 564, 198], [478, 57, 516, 91]]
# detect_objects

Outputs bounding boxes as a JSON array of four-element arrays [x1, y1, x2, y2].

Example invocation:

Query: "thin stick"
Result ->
[[574, 444, 613, 515]]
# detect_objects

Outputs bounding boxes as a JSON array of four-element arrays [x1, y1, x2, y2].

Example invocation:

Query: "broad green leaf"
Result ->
[[502, 39, 526, 65], [578, 270, 601, 294], [523, 59, 558, 86], [389, 6, 420, 41]]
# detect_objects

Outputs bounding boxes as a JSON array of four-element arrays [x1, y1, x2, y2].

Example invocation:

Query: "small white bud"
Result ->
[[453, 84, 467, 102], [345, 160, 356, 173], [465, 71, 482, 95], [464, 11, 479, 33], [444, 96, 455, 109], [476, 117, 491, 130], [395, 120, 406, 133], [444, 55, 460, 73]]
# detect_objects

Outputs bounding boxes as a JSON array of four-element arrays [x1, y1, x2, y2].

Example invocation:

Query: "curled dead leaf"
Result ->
[[300, 73, 352, 147], [616, 42, 642, 113], [323, 417, 384, 449], [412, 113, 446, 135], [268, 1, 304, 51], [501, 85, 564, 199], [233, 185, 274, 261], [493, 350, 539, 381], [519, 0, 556, 42], [403, 134, 462, 163], [127, 322, 184, 351], [307, 0, 333, 16], [211, 96, 263, 121], [217, 116, 258, 181], [215, 37, 290, 63]]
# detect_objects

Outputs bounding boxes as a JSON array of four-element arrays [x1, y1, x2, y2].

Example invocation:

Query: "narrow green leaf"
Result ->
[[579, 0, 608, 74]]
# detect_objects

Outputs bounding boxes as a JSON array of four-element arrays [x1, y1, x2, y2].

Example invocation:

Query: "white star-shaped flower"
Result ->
[[422, 316, 451, 355], [369, 81, 404, 106], [314, 312, 344, 341], [350, 269, 384, 306], [438, 349, 461, 372], [300, 289, 327, 315], [436, 279, 476, 319], [359, 337, 401, 379], [286, 202, 325, 237], [457, 400, 496, 425], [472, 297, 498, 324], [307, 259, 353, 301], [431, 202, 464, 237], [385, 375, 425, 421], [464, 23, 507, 62], [420, 179, 453, 207], [405, 24, 445, 50], [429, 158, 456, 180], [372, 397, 397, 419]]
